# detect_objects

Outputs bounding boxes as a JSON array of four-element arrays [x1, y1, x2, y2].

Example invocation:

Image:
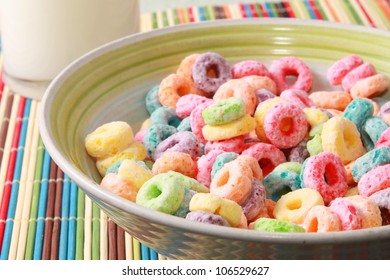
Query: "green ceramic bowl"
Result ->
[[39, 18, 390, 259]]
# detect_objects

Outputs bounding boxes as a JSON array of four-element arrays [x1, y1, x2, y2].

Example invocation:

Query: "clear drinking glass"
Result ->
[[0, 0, 140, 100]]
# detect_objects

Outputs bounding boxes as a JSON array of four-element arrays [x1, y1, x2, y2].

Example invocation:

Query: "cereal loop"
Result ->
[[327, 54, 363, 86], [350, 73, 389, 99], [158, 73, 193, 108], [152, 151, 197, 178], [302, 205, 341, 232], [309, 91, 352, 111], [231, 60, 271, 79]]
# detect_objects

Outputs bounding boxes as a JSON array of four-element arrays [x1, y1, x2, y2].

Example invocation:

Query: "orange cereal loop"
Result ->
[[176, 53, 206, 96], [213, 79, 257, 115], [152, 151, 197, 178], [236, 155, 263, 181], [344, 186, 359, 197], [236, 213, 248, 229], [240, 75, 277, 95], [343, 195, 382, 228], [158, 73, 192, 108], [309, 91, 352, 111], [350, 73, 389, 99], [344, 160, 357, 186], [302, 205, 341, 232], [100, 173, 139, 202]]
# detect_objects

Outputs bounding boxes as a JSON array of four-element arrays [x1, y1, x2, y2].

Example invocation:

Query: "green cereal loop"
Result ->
[[253, 218, 305, 233], [361, 116, 388, 151], [211, 152, 239, 179], [202, 97, 246, 125], [309, 123, 324, 137], [273, 162, 302, 174], [150, 106, 181, 128], [352, 146, 390, 182], [169, 171, 209, 193], [143, 124, 177, 157], [343, 98, 373, 131], [307, 133, 323, 156], [136, 172, 185, 214], [145, 85, 162, 115]]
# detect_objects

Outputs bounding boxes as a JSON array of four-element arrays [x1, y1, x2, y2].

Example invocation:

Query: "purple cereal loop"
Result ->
[[288, 138, 310, 164], [186, 210, 231, 226], [192, 52, 231, 95], [370, 188, 390, 210], [256, 89, 276, 105], [240, 179, 266, 222], [379, 101, 390, 116], [153, 131, 201, 161]]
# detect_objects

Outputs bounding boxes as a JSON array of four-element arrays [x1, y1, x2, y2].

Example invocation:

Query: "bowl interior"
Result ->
[[40, 18, 390, 246]]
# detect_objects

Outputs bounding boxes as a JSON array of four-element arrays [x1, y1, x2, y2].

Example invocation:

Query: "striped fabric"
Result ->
[[0, 0, 389, 260]]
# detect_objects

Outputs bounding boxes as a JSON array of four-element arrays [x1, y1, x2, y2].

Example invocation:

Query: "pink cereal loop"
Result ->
[[327, 54, 364, 86], [240, 76, 277, 95], [358, 164, 390, 197], [280, 89, 314, 109], [241, 142, 286, 177], [190, 100, 214, 144], [213, 79, 257, 115], [269, 56, 313, 94], [204, 135, 246, 154], [303, 152, 348, 205], [329, 197, 363, 230], [231, 60, 271, 79], [158, 73, 193, 108], [235, 155, 263, 181], [375, 127, 390, 149], [341, 62, 376, 92], [302, 205, 341, 232], [176, 94, 211, 119], [343, 195, 382, 228], [196, 149, 225, 188], [263, 102, 308, 149]]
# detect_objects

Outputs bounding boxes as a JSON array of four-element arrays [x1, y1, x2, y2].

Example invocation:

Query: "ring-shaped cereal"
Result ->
[[213, 79, 257, 115], [302, 205, 341, 232], [192, 52, 232, 95], [210, 158, 254, 205], [263, 102, 308, 149], [202, 97, 246, 125], [241, 142, 286, 177], [269, 56, 313, 93], [231, 60, 271, 79], [186, 210, 230, 227], [351, 147, 390, 182], [145, 85, 162, 115], [136, 172, 185, 214], [153, 131, 201, 160], [309, 91, 352, 111], [350, 73, 389, 99], [152, 151, 198, 178], [342, 98, 374, 131], [255, 89, 277, 105], [176, 94, 211, 119], [288, 138, 310, 163], [240, 178, 267, 222], [211, 152, 239, 179], [150, 106, 181, 127], [100, 173, 139, 202], [321, 116, 365, 164], [143, 124, 177, 157], [240, 76, 277, 96], [204, 135, 246, 154], [280, 89, 314, 109], [176, 53, 206, 97], [343, 195, 382, 228], [370, 188, 390, 225], [158, 73, 193, 108], [341, 62, 376, 92], [196, 149, 225, 187], [375, 127, 390, 149], [273, 188, 324, 224], [361, 116, 388, 151], [301, 152, 348, 205], [190, 100, 214, 144], [327, 54, 363, 86], [252, 217, 305, 233], [263, 170, 302, 202], [202, 114, 256, 142], [358, 164, 390, 197], [235, 155, 263, 181], [329, 197, 363, 230]]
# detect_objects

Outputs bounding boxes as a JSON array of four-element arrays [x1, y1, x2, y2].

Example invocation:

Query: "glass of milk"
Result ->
[[0, 0, 140, 100]]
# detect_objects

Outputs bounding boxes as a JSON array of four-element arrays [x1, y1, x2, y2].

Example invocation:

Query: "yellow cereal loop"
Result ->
[[117, 159, 153, 189], [85, 121, 134, 158], [141, 118, 151, 130], [321, 116, 365, 164], [189, 193, 242, 226], [303, 107, 329, 128], [202, 114, 255, 141], [273, 188, 324, 224], [344, 186, 359, 197], [254, 97, 286, 142], [96, 141, 147, 176]]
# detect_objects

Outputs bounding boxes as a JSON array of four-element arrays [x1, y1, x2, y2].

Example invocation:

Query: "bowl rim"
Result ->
[[39, 17, 390, 245]]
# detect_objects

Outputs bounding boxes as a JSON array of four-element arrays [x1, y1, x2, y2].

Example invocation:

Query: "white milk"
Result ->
[[1, 0, 140, 99]]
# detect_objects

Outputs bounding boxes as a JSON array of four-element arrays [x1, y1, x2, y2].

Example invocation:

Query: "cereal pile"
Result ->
[[85, 52, 390, 233]]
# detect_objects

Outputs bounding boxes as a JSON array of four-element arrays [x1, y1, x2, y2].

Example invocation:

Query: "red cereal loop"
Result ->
[[263, 102, 308, 149], [302, 152, 348, 205], [231, 60, 271, 79], [269, 56, 313, 94]]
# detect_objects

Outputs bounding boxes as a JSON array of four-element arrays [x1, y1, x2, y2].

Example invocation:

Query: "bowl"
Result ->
[[39, 18, 390, 259]]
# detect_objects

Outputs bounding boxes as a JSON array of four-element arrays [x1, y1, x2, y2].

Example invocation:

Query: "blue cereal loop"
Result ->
[[177, 116, 192, 132], [211, 152, 239, 179], [361, 116, 388, 151], [143, 124, 177, 157], [351, 146, 390, 182], [174, 188, 197, 218], [263, 170, 302, 202], [145, 85, 162, 115], [150, 106, 182, 128], [343, 98, 374, 131]]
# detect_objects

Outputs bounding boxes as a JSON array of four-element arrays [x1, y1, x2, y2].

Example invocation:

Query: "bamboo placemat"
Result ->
[[0, 0, 389, 260]]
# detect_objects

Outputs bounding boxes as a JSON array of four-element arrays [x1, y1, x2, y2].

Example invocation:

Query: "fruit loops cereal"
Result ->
[[85, 52, 390, 233]]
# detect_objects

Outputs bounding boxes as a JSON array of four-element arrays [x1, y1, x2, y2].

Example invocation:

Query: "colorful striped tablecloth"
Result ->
[[0, 0, 389, 260]]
